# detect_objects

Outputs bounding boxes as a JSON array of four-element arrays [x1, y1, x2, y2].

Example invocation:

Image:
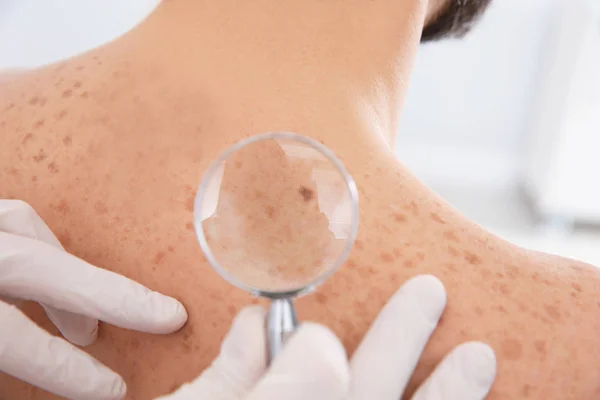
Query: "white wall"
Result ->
[[396, 0, 561, 186], [523, 0, 600, 221], [0, 0, 158, 69]]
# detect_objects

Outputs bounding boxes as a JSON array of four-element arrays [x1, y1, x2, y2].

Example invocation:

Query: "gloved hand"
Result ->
[[0, 199, 188, 400], [158, 275, 496, 400]]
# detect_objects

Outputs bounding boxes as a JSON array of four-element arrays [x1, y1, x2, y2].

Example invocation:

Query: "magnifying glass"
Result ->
[[193, 132, 359, 363]]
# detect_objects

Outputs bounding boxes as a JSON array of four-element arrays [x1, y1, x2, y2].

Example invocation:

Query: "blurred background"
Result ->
[[398, 0, 600, 266], [1, 0, 599, 265]]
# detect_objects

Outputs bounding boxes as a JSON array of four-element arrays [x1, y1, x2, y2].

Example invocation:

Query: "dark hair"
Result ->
[[421, 0, 493, 42]]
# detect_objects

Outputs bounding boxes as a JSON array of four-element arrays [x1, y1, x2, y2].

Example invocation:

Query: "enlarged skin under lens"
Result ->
[[200, 137, 353, 293]]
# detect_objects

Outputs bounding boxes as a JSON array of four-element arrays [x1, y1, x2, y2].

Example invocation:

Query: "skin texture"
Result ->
[[1, 1, 600, 399]]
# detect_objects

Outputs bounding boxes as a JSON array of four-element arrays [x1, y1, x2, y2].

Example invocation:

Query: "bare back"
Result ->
[[1, 1, 600, 399]]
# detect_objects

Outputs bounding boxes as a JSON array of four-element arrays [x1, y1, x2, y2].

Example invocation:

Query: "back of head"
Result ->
[[422, 0, 493, 42]]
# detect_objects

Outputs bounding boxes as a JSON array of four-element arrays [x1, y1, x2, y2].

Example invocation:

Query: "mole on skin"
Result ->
[[380, 252, 394, 263], [429, 212, 446, 224], [33, 149, 47, 163], [346, 259, 357, 270], [501, 338, 523, 361], [154, 252, 166, 264], [56, 110, 68, 120], [522, 384, 533, 397], [464, 251, 482, 265], [22, 133, 34, 145], [298, 186, 313, 202], [394, 212, 407, 223], [443, 230, 460, 242], [47, 162, 59, 173], [534, 340, 547, 360]]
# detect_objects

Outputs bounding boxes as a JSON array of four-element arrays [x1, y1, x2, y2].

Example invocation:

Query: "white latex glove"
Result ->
[[0, 200, 188, 400], [158, 275, 496, 400], [156, 306, 349, 400]]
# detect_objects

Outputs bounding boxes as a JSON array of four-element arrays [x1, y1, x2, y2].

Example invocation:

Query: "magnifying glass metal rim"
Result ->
[[193, 131, 359, 299]]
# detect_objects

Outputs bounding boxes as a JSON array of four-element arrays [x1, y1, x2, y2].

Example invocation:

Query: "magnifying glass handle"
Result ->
[[266, 298, 298, 365]]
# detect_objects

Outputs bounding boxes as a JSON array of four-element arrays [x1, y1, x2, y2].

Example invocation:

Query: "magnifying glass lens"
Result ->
[[194, 134, 358, 295]]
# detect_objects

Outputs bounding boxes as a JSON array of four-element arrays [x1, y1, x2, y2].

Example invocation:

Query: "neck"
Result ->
[[108, 0, 433, 149]]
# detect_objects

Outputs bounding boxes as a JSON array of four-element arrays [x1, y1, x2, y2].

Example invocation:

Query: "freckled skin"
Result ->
[[1, 1, 600, 399]]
